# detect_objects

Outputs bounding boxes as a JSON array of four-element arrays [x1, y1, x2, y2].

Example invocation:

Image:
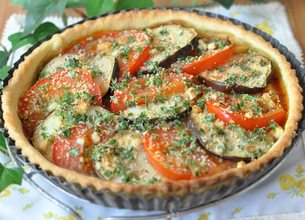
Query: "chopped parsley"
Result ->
[[159, 29, 169, 35], [91, 65, 103, 77], [203, 113, 215, 124], [69, 147, 80, 157], [61, 128, 72, 138], [66, 58, 81, 68]]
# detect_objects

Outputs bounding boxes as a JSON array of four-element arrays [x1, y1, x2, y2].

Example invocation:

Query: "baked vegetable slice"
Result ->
[[87, 55, 119, 96], [189, 107, 284, 160], [93, 130, 162, 184], [202, 86, 287, 130], [33, 106, 118, 174], [41, 53, 119, 96], [199, 53, 273, 93], [143, 24, 198, 71], [182, 38, 235, 75], [18, 68, 102, 137], [69, 30, 151, 79], [143, 123, 236, 180], [110, 72, 200, 120]]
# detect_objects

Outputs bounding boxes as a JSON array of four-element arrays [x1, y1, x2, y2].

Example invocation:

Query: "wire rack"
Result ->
[[2, 6, 305, 220], [6, 137, 298, 220]]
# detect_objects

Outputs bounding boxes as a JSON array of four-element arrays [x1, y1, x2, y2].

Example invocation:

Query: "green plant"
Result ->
[[0, 0, 266, 192]]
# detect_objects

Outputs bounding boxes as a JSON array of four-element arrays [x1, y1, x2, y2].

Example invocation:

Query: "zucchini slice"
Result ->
[[200, 54, 273, 93], [93, 130, 162, 184], [41, 54, 119, 96], [189, 106, 282, 160], [32, 106, 118, 160], [144, 24, 198, 71]]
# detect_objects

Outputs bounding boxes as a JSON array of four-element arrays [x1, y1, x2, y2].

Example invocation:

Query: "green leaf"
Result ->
[[0, 164, 23, 192], [0, 133, 7, 153], [8, 32, 36, 51], [213, 0, 234, 9], [66, 0, 84, 8], [62, 13, 68, 27], [83, 0, 115, 17], [0, 51, 9, 68], [115, 0, 154, 11], [32, 22, 60, 41], [9, 22, 59, 51], [0, 66, 11, 89], [14, 0, 67, 35]]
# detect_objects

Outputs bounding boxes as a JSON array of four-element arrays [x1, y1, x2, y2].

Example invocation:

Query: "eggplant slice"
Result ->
[[92, 130, 162, 184], [200, 54, 273, 93], [189, 106, 282, 160], [41, 53, 119, 96], [41, 53, 80, 78], [32, 106, 118, 161], [121, 85, 200, 120], [121, 93, 189, 120], [143, 24, 198, 71], [87, 55, 119, 96]]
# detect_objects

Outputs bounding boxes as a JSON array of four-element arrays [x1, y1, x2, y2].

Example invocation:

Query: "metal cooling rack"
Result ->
[[2, 6, 305, 220], [6, 133, 299, 220]]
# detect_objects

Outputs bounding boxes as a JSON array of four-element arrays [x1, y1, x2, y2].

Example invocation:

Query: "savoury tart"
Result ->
[[2, 9, 303, 200]]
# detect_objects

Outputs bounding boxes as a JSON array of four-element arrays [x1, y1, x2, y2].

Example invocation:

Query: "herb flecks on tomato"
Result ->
[[53, 124, 94, 175], [206, 100, 287, 130], [182, 44, 235, 75], [110, 73, 193, 112], [68, 30, 151, 79], [143, 126, 235, 180], [18, 68, 102, 137]]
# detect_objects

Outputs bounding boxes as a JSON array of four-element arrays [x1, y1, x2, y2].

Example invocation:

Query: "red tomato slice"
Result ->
[[68, 30, 151, 79], [53, 122, 115, 175], [110, 73, 192, 112], [144, 127, 235, 181], [18, 68, 102, 137], [53, 124, 94, 175], [120, 45, 151, 78], [206, 100, 287, 130], [182, 45, 235, 75]]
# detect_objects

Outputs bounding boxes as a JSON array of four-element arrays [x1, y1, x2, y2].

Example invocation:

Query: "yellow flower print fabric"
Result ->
[[0, 2, 304, 220], [278, 164, 305, 197]]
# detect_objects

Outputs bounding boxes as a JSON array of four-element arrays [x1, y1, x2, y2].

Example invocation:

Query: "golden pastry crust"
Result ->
[[2, 9, 303, 198]]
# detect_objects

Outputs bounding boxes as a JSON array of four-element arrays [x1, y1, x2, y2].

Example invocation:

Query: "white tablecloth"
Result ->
[[0, 2, 304, 220]]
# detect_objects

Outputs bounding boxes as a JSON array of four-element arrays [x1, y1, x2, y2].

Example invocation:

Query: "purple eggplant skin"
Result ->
[[103, 57, 119, 97], [187, 115, 251, 162], [200, 58, 273, 94], [159, 36, 199, 68], [200, 70, 273, 94]]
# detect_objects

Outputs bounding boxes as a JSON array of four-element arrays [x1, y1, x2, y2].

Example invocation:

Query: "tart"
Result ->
[[2, 9, 302, 200]]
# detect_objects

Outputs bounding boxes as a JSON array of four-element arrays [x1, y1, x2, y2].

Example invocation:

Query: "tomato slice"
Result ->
[[18, 68, 102, 137], [53, 124, 94, 175], [53, 121, 115, 175], [123, 45, 151, 77], [110, 73, 192, 112], [182, 45, 235, 75], [144, 126, 235, 180], [68, 30, 151, 79], [206, 100, 287, 130]]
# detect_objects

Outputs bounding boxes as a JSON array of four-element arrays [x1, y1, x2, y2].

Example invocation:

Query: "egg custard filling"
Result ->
[[3, 10, 301, 195]]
